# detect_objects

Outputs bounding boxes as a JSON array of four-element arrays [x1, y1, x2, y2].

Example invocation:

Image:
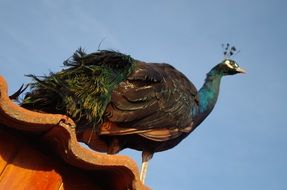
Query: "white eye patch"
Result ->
[[224, 60, 233, 69], [224, 60, 238, 69]]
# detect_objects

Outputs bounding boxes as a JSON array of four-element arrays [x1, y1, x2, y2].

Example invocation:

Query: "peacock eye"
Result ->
[[225, 60, 230, 64], [234, 63, 239, 68]]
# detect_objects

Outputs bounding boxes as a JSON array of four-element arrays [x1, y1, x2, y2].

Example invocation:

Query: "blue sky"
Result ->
[[1, 0, 287, 189]]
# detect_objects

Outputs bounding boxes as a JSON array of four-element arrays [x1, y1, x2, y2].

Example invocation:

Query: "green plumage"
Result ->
[[22, 49, 136, 130]]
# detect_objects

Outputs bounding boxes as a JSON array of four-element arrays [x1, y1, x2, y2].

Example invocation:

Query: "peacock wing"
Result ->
[[103, 62, 199, 141]]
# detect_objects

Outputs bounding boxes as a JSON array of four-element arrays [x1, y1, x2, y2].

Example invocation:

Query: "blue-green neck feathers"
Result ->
[[193, 67, 223, 124]]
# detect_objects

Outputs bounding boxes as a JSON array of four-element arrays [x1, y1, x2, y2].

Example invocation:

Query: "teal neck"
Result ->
[[194, 68, 223, 125]]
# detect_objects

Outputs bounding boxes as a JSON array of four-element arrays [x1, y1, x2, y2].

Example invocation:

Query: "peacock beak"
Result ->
[[236, 67, 246, 74]]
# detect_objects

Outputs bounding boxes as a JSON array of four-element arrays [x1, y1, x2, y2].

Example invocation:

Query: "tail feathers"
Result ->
[[21, 49, 136, 131], [9, 84, 29, 101]]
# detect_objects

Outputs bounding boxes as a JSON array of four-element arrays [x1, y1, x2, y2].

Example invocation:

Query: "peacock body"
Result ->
[[22, 48, 245, 182]]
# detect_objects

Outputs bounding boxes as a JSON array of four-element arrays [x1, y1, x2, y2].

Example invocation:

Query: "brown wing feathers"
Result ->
[[103, 62, 198, 140]]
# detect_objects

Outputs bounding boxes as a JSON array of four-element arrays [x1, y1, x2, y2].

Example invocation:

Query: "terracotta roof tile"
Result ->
[[0, 76, 149, 190]]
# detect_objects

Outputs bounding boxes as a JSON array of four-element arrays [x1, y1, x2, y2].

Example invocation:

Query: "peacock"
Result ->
[[21, 45, 245, 183]]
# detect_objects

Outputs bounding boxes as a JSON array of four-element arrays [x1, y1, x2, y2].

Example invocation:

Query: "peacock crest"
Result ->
[[222, 43, 240, 59]]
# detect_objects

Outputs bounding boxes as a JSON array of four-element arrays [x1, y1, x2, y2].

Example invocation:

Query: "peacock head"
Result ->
[[217, 59, 246, 76], [215, 43, 246, 76]]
